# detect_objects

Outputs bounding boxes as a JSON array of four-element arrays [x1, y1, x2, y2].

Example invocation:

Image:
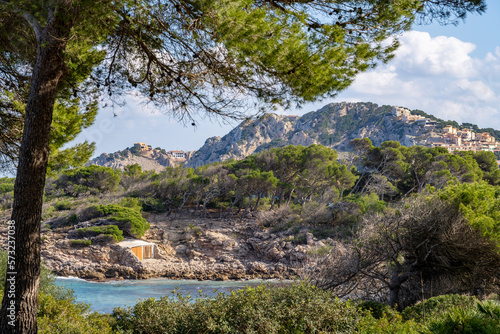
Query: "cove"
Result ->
[[55, 277, 286, 313]]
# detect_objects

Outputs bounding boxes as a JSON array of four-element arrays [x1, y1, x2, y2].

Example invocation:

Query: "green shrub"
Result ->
[[70, 239, 92, 247], [38, 293, 113, 334], [186, 223, 201, 236], [118, 197, 142, 211], [67, 214, 78, 225], [76, 225, 124, 242], [53, 199, 73, 211], [0, 177, 14, 194], [307, 244, 333, 256], [402, 294, 479, 322], [54, 165, 120, 196], [140, 197, 166, 213], [94, 204, 149, 237], [357, 300, 398, 320], [112, 283, 366, 333], [426, 300, 500, 334], [355, 313, 424, 334]]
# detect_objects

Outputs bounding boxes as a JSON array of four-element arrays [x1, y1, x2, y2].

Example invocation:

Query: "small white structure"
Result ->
[[118, 239, 155, 260]]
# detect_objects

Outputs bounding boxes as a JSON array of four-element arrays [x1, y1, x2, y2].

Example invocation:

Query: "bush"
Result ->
[[425, 299, 500, 334], [402, 294, 479, 322], [80, 204, 150, 238], [112, 283, 366, 333], [53, 199, 73, 211], [54, 165, 120, 196], [0, 177, 14, 194], [70, 239, 92, 247], [38, 293, 113, 334], [94, 204, 149, 237], [118, 197, 142, 211], [76, 225, 124, 243], [0, 177, 15, 211], [257, 203, 300, 231], [67, 214, 78, 225], [140, 197, 166, 213]]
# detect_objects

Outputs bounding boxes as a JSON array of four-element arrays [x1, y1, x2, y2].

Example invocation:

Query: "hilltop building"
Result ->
[[134, 142, 151, 152], [167, 150, 187, 161], [425, 125, 500, 153]]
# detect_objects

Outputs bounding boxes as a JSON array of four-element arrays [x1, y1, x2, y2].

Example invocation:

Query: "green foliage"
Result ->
[[38, 293, 113, 334], [186, 223, 201, 236], [94, 204, 150, 238], [54, 165, 120, 196], [70, 239, 92, 247], [345, 193, 387, 215], [359, 141, 484, 198], [402, 294, 479, 322], [52, 199, 73, 211], [118, 197, 142, 211], [112, 283, 365, 333], [0, 177, 14, 194], [424, 300, 500, 334], [76, 225, 124, 243], [358, 300, 398, 320], [140, 197, 167, 213], [438, 182, 500, 245], [67, 214, 79, 225]]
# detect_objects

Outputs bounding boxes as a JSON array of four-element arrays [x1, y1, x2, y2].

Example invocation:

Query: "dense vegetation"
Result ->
[[1, 141, 500, 332]]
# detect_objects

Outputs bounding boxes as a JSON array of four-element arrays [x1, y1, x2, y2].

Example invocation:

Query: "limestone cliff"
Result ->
[[90, 146, 195, 172], [186, 102, 430, 167]]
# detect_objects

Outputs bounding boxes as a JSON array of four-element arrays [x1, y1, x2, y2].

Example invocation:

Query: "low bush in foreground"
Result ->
[[110, 284, 500, 334], [112, 283, 365, 333], [38, 293, 113, 334]]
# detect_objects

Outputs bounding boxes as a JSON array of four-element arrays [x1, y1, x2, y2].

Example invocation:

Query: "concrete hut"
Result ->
[[119, 239, 155, 261]]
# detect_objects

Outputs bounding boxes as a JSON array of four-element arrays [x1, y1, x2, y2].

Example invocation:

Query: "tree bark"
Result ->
[[0, 10, 72, 333]]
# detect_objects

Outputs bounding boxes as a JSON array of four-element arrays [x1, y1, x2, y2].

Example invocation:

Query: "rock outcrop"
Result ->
[[90, 147, 195, 172], [185, 102, 431, 167], [0, 216, 335, 281]]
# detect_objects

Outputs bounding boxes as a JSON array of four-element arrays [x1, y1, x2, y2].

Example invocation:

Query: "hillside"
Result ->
[[91, 102, 500, 170], [90, 143, 195, 172], [186, 102, 432, 167]]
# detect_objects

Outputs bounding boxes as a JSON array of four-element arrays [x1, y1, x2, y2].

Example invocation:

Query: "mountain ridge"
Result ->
[[89, 102, 500, 171]]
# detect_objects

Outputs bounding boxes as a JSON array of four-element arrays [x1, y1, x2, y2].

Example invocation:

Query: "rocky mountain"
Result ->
[[185, 102, 430, 167], [90, 144, 195, 172], [91, 101, 489, 171]]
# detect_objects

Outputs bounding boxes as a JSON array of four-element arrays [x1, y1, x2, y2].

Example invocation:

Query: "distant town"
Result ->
[[393, 107, 500, 154]]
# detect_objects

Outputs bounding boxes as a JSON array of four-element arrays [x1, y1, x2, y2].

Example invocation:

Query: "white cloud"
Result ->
[[394, 32, 477, 78], [456, 79, 495, 101], [333, 30, 500, 130]]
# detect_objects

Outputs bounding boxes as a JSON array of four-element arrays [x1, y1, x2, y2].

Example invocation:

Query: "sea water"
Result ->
[[55, 277, 283, 314]]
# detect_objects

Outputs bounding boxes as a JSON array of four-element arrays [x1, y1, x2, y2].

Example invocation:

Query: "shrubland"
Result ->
[[1, 142, 499, 332]]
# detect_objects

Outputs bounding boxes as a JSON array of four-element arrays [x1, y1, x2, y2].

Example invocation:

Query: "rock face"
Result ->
[[185, 102, 428, 167], [0, 216, 335, 281], [90, 147, 195, 172]]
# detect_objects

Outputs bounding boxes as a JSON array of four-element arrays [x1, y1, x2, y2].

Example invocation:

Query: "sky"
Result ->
[[72, 1, 500, 159]]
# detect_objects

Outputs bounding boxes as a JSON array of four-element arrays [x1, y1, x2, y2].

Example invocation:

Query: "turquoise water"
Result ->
[[55, 277, 280, 314]]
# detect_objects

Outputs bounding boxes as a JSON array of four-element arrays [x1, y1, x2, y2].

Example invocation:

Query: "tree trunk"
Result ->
[[389, 285, 401, 310], [0, 15, 70, 334], [389, 272, 411, 311]]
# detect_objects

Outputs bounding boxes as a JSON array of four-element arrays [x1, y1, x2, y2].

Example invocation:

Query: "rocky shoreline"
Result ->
[[1, 215, 332, 282]]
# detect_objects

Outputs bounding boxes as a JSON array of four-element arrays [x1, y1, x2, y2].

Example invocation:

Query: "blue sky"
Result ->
[[74, 1, 500, 158]]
